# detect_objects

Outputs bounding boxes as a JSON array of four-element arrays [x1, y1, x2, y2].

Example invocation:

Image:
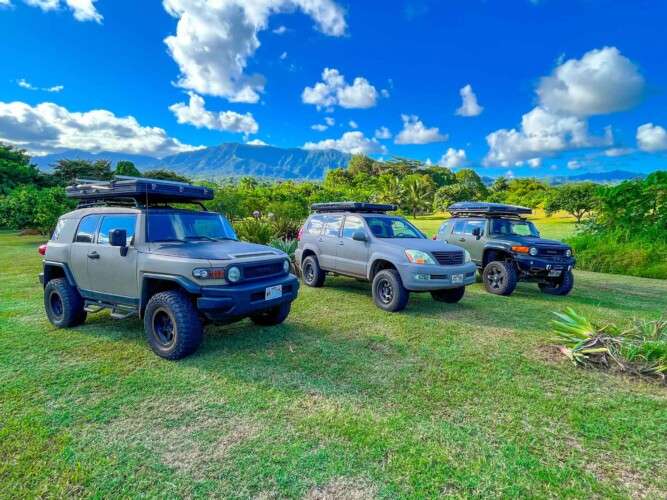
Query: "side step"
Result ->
[[84, 300, 138, 319]]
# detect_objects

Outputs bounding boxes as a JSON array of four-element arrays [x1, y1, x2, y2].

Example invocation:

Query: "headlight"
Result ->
[[192, 267, 226, 280], [192, 268, 210, 279], [283, 259, 290, 273], [529, 247, 538, 256], [227, 266, 241, 282], [464, 250, 471, 263], [405, 249, 436, 265], [565, 249, 572, 257]]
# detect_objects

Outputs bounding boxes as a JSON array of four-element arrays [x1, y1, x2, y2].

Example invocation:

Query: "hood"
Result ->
[[492, 234, 568, 247], [381, 237, 463, 253], [149, 240, 282, 260]]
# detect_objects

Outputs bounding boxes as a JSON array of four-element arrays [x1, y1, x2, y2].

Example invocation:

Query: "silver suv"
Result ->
[[295, 203, 477, 312], [39, 177, 299, 360]]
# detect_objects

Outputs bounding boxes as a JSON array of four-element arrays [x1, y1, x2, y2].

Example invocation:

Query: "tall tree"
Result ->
[[0, 143, 46, 194], [142, 169, 190, 183], [52, 159, 113, 186], [114, 160, 142, 177], [545, 182, 598, 223], [400, 174, 434, 218]]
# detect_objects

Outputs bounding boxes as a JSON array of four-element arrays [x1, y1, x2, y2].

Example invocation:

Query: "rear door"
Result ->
[[69, 214, 101, 291], [318, 215, 343, 271], [336, 215, 369, 277], [463, 219, 486, 262]]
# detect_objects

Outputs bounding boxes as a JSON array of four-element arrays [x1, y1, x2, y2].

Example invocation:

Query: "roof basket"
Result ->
[[447, 201, 532, 217], [66, 175, 214, 208], [310, 202, 397, 213]]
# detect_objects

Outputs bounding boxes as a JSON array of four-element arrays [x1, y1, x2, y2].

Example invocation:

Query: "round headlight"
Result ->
[[227, 266, 241, 282], [283, 259, 290, 273], [529, 247, 538, 256], [565, 249, 572, 257]]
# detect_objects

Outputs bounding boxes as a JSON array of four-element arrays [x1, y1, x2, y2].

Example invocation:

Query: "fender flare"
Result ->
[[42, 260, 77, 288]]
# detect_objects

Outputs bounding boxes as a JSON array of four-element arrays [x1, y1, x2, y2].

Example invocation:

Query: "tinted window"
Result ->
[[323, 215, 343, 237], [147, 212, 237, 242], [364, 216, 423, 239], [75, 215, 101, 243], [98, 215, 137, 245], [490, 219, 539, 237], [51, 219, 66, 241], [452, 220, 466, 235], [342, 216, 365, 239], [464, 220, 484, 236], [307, 215, 324, 235], [437, 222, 450, 235]]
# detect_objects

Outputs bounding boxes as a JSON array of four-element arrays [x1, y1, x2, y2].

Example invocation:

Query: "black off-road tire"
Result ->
[[144, 291, 203, 360], [539, 270, 574, 296], [482, 260, 518, 296], [301, 255, 325, 288], [250, 302, 291, 326], [431, 286, 465, 303], [372, 269, 409, 312], [44, 278, 87, 328]]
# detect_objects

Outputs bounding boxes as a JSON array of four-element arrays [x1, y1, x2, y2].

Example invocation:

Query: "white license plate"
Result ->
[[548, 270, 562, 277], [451, 274, 464, 284], [265, 285, 282, 300]]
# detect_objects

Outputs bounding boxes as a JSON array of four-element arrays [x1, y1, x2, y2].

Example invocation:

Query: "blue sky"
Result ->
[[1, 0, 666, 177]]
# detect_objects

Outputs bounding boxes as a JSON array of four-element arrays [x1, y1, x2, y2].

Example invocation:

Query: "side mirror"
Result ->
[[472, 227, 482, 238], [109, 229, 128, 256], [352, 230, 368, 242]]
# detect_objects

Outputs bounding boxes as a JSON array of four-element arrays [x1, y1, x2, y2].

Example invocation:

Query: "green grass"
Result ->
[[1, 230, 666, 498]]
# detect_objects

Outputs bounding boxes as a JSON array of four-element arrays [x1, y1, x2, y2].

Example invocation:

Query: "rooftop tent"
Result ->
[[66, 176, 214, 207], [310, 202, 397, 213], [447, 201, 532, 217]]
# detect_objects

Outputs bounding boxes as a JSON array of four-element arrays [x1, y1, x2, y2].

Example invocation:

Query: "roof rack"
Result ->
[[447, 201, 532, 217], [311, 202, 397, 213], [66, 175, 214, 209]]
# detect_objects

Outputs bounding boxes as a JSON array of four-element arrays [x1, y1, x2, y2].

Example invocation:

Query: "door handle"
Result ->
[[87, 251, 100, 259], [338, 241, 344, 246], [458, 238, 466, 242]]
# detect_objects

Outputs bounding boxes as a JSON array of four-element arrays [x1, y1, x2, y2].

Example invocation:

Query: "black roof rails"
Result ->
[[311, 202, 397, 213], [447, 201, 532, 217], [66, 175, 214, 208]]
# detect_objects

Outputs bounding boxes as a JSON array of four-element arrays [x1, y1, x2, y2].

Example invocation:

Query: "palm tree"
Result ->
[[401, 176, 433, 218]]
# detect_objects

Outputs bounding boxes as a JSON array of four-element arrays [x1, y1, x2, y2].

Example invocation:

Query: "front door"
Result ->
[[86, 214, 139, 303], [463, 219, 486, 263], [69, 214, 101, 292], [317, 215, 343, 271], [336, 215, 369, 277]]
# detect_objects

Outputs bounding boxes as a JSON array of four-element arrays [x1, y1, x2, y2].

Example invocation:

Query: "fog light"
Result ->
[[546, 264, 552, 271], [227, 266, 241, 282], [414, 273, 431, 281]]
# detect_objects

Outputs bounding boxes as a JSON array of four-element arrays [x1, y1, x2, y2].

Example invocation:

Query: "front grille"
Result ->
[[243, 261, 284, 280], [431, 251, 464, 266], [539, 247, 566, 258]]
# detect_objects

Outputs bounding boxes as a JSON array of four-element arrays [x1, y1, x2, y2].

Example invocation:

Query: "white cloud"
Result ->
[[0, 100, 198, 157], [636, 123, 667, 152], [604, 147, 633, 157], [537, 47, 644, 116], [455, 84, 483, 117], [438, 148, 467, 168], [163, 0, 346, 103], [348, 120, 358, 129], [0, 0, 12, 6], [311, 123, 328, 131], [395, 114, 447, 144], [246, 138, 268, 146], [324, 116, 335, 126], [17, 78, 63, 93], [303, 131, 386, 155], [302, 68, 378, 109], [567, 160, 583, 170], [20, 0, 102, 22], [273, 25, 287, 34], [528, 157, 541, 168], [484, 106, 612, 166], [374, 126, 391, 139], [169, 92, 258, 135], [280, 51, 288, 60]]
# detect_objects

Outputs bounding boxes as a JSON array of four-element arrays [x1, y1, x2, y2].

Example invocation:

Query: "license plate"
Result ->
[[548, 270, 562, 277], [265, 285, 282, 300], [451, 274, 464, 284]]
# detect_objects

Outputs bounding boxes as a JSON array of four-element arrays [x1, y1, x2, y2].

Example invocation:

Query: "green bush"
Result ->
[[0, 186, 74, 234], [234, 218, 275, 244], [268, 238, 298, 262]]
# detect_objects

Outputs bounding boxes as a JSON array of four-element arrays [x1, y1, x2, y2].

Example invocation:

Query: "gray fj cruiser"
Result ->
[[39, 177, 299, 360], [295, 203, 477, 312], [436, 202, 575, 296]]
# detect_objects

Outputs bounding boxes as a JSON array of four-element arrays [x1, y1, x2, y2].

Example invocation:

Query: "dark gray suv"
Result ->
[[295, 203, 477, 312]]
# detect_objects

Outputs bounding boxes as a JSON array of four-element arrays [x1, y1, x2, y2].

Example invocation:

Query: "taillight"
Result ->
[[38, 243, 47, 256], [432, 235, 437, 240], [297, 226, 304, 241]]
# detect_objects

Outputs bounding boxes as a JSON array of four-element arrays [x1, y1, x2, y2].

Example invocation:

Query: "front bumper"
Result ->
[[514, 255, 576, 278], [397, 261, 477, 291], [196, 273, 300, 321]]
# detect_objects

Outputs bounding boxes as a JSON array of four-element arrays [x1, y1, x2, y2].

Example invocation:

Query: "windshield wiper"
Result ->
[[184, 235, 218, 242], [153, 238, 187, 243]]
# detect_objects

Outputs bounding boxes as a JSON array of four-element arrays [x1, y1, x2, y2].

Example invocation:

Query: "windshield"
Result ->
[[146, 212, 238, 242], [490, 218, 539, 237], [364, 216, 425, 239]]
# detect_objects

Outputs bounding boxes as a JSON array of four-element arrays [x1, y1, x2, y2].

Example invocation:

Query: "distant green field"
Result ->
[[410, 209, 577, 240], [1, 231, 666, 498]]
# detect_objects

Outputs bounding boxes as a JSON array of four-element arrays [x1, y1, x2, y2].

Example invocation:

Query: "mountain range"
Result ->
[[32, 143, 351, 180]]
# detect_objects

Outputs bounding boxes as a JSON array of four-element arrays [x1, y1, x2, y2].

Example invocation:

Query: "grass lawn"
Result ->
[[1, 230, 666, 498]]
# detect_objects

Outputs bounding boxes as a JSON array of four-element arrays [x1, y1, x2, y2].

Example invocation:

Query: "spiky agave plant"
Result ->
[[269, 238, 298, 274]]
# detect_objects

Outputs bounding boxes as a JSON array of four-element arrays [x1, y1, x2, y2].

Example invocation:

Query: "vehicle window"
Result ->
[[437, 222, 450, 235], [490, 218, 539, 237], [452, 220, 466, 235], [342, 216, 365, 239], [307, 215, 324, 235], [364, 216, 424, 239], [98, 215, 137, 245], [147, 212, 237, 242], [51, 219, 66, 241], [464, 220, 484, 236], [323, 215, 343, 237], [74, 215, 101, 243]]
